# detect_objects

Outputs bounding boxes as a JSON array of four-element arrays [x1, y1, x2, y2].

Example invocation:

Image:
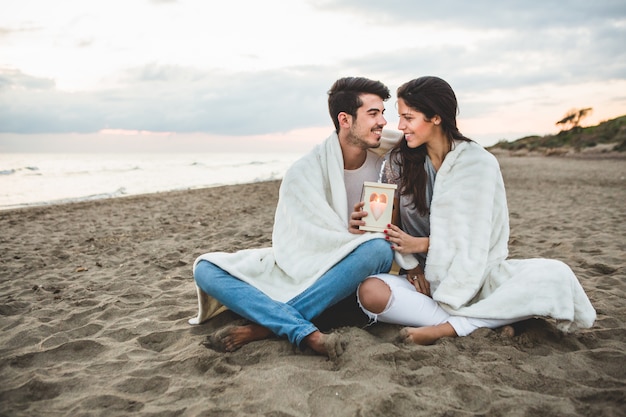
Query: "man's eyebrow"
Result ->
[[367, 107, 383, 113]]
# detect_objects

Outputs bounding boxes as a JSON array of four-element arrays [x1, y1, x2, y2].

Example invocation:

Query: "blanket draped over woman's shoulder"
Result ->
[[190, 131, 415, 324], [426, 141, 596, 331]]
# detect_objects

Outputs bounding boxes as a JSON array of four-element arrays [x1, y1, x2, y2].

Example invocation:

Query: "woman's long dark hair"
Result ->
[[393, 76, 472, 215]]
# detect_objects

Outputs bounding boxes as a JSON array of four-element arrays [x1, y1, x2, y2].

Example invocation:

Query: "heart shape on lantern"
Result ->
[[369, 192, 388, 220]]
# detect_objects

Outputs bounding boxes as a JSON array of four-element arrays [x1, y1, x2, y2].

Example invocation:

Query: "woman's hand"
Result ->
[[384, 224, 429, 255], [405, 266, 431, 296]]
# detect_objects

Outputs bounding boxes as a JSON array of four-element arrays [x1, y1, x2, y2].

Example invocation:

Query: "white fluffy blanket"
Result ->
[[190, 131, 415, 324], [425, 141, 596, 332]]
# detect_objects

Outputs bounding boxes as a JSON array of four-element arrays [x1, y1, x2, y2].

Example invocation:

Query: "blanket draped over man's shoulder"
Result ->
[[190, 131, 415, 324], [425, 141, 596, 332]]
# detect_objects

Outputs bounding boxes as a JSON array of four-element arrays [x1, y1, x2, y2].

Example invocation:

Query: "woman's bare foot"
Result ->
[[399, 323, 457, 345], [303, 331, 345, 360], [499, 325, 515, 338], [205, 323, 272, 352]]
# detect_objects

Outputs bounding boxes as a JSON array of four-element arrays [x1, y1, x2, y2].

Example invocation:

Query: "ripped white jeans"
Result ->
[[357, 273, 520, 337]]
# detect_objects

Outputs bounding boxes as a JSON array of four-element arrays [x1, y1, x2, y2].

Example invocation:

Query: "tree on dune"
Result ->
[[556, 107, 593, 132]]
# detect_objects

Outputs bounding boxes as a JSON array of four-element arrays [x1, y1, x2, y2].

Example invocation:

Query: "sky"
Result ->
[[1, 0, 625, 152]]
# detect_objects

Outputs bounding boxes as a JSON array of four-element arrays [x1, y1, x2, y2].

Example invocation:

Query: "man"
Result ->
[[191, 77, 395, 358]]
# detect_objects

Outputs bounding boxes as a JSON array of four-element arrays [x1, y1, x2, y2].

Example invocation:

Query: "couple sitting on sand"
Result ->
[[190, 76, 596, 359]]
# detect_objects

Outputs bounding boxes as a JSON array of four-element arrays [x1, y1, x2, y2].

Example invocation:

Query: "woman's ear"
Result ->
[[433, 115, 441, 126]]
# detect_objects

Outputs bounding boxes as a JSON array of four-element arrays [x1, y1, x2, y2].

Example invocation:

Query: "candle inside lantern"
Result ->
[[369, 192, 387, 220]]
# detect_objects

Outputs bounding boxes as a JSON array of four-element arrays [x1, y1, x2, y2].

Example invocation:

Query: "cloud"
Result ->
[[1, 0, 625, 143], [311, 0, 626, 29], [310, 0, 626, 92], [2, 11, 625, 137], [0, 65, 340, 134], [0, 68, 55, 90]]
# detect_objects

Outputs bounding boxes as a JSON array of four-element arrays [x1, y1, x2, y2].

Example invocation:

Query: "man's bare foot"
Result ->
[[204, 323, 272, 352], [303, 331, 345, 360], [399, 323, 457, 345]]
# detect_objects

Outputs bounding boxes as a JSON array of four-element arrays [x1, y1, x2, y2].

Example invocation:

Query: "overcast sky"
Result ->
[[1, 0, 625, 152]]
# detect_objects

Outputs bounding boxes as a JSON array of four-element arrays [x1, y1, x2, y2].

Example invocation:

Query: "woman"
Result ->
[[357, 76, 596, 345]]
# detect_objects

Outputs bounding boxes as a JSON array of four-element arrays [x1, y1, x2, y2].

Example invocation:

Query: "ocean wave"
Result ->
[[0, 166, 40, 175], [0, 187, 129, 211], [189, 160, 274, 168], [82, 187, 128, 201], [0, 152, 304, 210]]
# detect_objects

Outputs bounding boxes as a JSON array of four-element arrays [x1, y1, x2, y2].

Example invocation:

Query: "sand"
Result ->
[[1, 153, 625, 417]]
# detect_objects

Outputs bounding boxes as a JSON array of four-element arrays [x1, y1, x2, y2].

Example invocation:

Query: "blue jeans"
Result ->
[[194, 238, 393, 347]]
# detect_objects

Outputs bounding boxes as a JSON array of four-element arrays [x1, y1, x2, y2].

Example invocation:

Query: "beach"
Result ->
[[1, 152, 624, 417]]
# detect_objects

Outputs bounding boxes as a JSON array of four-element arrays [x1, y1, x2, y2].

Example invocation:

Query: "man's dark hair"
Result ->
[[327, 77, 390, 132]]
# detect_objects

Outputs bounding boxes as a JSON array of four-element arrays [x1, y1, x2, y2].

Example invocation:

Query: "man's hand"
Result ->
[[348, 201, 367, 234]]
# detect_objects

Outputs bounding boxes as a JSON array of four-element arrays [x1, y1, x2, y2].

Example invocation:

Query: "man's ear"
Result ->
[[338, 112, 352, 129]]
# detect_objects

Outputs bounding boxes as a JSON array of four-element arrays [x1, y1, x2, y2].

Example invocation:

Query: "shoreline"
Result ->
[[0, 180, 274, 212], [3, 150, 624, 213], [1, 154, 624, 416]]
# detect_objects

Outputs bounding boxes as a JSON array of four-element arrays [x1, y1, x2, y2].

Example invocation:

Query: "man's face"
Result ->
[[346, 93, 387, 149]]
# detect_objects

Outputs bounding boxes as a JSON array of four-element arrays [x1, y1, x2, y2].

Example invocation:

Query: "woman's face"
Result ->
[[397, 98, 439, 149]]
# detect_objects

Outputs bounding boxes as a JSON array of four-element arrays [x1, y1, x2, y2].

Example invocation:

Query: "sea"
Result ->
[[0, 152, 305, 211]]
